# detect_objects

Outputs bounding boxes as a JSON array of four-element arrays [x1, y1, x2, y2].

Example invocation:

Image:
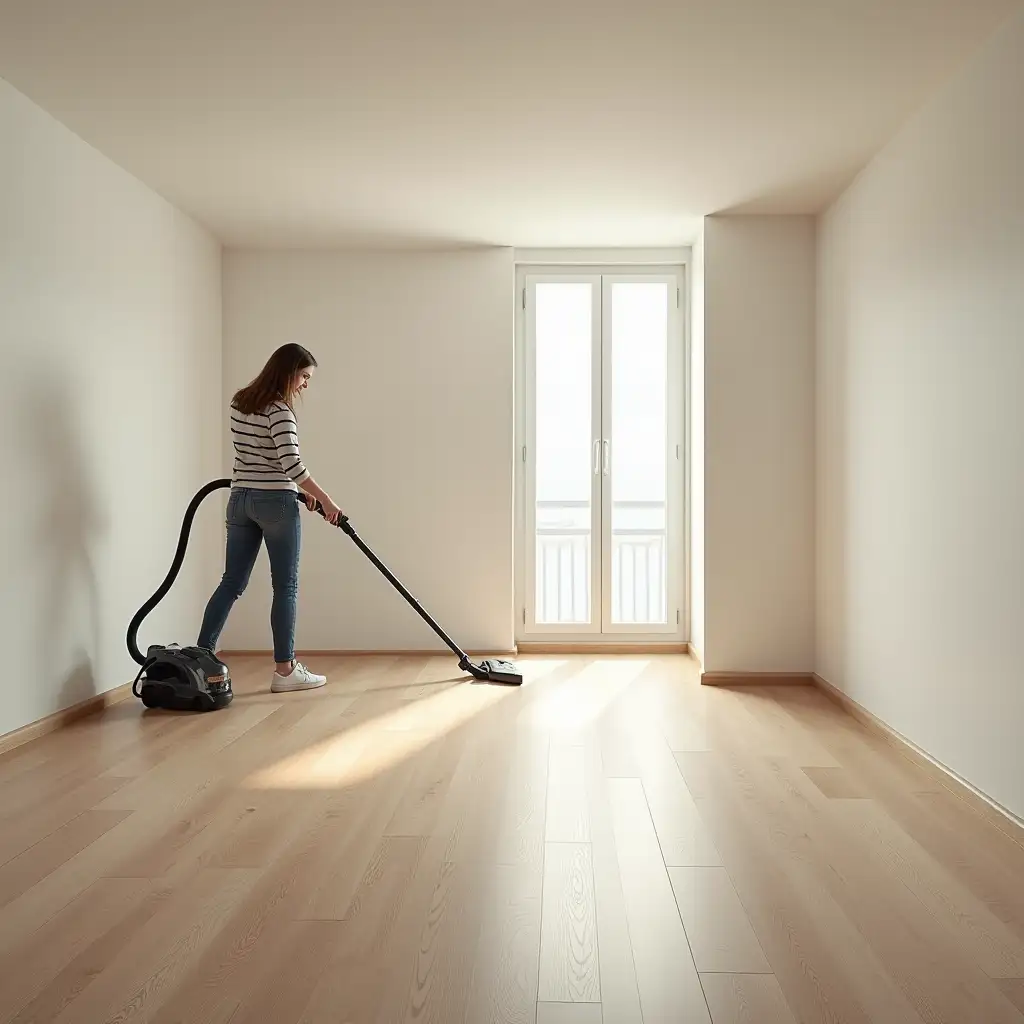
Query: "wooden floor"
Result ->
[[1, 654, 1024, 1023]]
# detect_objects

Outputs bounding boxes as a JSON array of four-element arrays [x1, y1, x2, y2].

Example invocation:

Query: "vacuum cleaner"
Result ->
[[127, 478, 236, 711], [127, 479, 522, 711]]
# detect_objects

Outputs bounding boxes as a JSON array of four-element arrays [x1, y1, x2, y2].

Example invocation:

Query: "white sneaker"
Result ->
[[271, 662, 327, 693]]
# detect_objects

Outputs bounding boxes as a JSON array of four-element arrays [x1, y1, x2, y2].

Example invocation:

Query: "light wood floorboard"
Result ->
[[0, 653, 1022, 1023]]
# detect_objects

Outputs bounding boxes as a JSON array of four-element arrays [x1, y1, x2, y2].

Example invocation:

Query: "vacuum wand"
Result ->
[[303, 499, 523, 685], [338, 512, 468, 662]]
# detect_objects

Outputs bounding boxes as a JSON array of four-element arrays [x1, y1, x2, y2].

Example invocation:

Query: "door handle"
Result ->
[[593, 439, 601, 475], [602, 439, 610, 476]]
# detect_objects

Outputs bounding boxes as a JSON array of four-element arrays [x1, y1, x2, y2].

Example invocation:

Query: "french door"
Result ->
[[516, 265, 686, 641]]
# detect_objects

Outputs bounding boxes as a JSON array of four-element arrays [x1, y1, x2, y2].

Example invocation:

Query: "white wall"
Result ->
[[0, 78, 222, 737], [817, 9, 1024, 817], [703, 215, 816, 674], [689, 232, 706, 667], [220, 249, 515, 653]]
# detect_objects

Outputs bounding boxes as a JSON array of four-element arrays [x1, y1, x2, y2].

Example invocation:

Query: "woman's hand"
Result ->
[[320, 496, 343, 525], [298, 477, 342, 524]]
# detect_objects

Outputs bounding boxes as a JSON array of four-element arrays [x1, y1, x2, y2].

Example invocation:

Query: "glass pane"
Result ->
[[535, 282, 593, 624], [610, 282, 669, 624]]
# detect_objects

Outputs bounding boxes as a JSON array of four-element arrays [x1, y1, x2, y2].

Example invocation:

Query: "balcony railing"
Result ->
[[535, 500, 667, 625]]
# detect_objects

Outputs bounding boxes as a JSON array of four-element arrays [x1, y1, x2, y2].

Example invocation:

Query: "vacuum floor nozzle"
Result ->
[[475, 658, 524, 686]]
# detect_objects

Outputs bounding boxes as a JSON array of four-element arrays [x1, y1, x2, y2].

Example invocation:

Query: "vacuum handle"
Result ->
[[300, 494, 353, 534]]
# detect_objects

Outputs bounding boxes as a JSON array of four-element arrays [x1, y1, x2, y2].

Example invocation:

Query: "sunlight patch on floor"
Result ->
[[243, 659, 563, 790], [526, 658, 649, 735]]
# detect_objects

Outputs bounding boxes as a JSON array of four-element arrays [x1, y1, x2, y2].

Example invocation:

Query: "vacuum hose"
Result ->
[[126, 478, 232, 666]]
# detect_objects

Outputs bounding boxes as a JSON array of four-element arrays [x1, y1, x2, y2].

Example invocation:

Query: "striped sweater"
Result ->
[[229, 401, 311, 491]]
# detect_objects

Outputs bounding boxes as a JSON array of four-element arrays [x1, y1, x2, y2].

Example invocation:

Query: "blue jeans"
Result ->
[[198, 487, 301, 663]]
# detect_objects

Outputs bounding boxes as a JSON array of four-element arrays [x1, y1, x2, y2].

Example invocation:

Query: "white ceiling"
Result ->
[[0, 0, 1019, 247]]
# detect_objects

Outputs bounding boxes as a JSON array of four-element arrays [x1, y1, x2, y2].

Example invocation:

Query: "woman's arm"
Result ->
[[269, 404, 309, 486], [269, 402, 342, 523], [298, 475, 342, 523]]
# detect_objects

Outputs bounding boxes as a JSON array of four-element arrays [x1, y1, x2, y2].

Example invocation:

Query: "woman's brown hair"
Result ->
[[231, 343, 317, 415]]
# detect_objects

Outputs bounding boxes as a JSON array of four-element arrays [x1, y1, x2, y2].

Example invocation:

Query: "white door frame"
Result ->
[[514, 262, 690, 646]]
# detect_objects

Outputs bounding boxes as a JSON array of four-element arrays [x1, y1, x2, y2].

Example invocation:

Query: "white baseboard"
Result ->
[[813, 673, 1024, 847]]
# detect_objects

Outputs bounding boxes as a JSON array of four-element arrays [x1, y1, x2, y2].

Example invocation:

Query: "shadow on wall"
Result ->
[[23, 369, 108, 712]]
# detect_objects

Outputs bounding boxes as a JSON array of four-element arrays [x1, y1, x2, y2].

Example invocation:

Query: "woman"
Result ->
[[197, 343, 343, 692]]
